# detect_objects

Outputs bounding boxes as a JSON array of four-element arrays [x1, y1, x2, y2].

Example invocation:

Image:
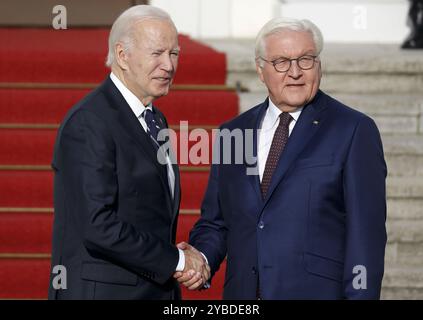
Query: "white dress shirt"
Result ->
[[258, 98, 303, 182], [109, 73, 184, 271]]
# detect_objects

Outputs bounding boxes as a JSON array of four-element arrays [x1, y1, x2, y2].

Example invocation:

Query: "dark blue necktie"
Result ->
[[143, 108, 163, 149]]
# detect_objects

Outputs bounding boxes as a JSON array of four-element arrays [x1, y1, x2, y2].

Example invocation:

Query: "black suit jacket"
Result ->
[[48, 77, 181, 299]]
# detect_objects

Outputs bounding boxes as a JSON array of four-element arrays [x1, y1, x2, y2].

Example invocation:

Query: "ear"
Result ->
[[115, 43, 129, 70], [255, 59, 265, 83]]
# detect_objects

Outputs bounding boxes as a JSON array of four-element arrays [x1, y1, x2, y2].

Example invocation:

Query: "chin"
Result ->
[[286, 97, 307, 107], [153, 87, 170, 98]]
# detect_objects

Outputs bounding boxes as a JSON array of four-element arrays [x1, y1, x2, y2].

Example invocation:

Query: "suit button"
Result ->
[[258, 221, 264, 229], [252, 267, 257, 275]]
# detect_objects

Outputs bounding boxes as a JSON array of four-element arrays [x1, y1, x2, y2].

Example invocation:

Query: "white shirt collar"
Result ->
[[109, 72, 152, 118], [262, 97, 303, 129]]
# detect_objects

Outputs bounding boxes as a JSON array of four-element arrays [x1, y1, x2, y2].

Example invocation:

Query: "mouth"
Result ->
[[153, 77, 172, 83], [286, 84, 305, 87]]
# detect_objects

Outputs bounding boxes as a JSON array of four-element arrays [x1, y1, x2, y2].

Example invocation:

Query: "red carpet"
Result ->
[[0, 88, 238, 125], [0, 170, 209, 211], [0, 212, 53, 253], [0, 128, 216, 166], [0, 212, 226, 300], [0, 29, 226, 84], [0, 259, 51, 299], [0, 27, 237, 300]]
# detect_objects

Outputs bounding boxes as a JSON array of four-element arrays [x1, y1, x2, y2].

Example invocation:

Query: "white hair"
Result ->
[[105, 5, 176, 67], [255, 17, 324, 65]]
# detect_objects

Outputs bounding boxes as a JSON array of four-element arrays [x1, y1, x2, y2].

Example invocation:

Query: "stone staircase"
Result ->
[[202, 39, 423, 299]]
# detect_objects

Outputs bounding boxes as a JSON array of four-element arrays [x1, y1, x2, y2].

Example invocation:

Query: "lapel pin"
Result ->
[[313, 120, 319, 125]]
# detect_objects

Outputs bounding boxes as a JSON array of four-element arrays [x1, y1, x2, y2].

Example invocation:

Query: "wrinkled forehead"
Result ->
[[131, 18, 178, 47], [132, 18, 177, 37]]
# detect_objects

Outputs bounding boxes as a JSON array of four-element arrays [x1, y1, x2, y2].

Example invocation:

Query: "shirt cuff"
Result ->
[[175, 248, 185, 272], [200, 252, 209, 265]]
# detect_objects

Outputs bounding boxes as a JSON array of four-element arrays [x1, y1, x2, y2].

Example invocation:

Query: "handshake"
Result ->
[[173, 242, 211, 290]]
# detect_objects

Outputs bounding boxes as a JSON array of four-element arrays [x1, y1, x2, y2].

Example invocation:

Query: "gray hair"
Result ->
[[255, 17, 324, 65], [105, 5, 176, 67]]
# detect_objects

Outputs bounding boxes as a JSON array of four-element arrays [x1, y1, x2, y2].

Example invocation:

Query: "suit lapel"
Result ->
[[153, 105, 180, 219], [246, 101, 268, 207], [171, 162, 181, 217], [262, 91, 328, 207]]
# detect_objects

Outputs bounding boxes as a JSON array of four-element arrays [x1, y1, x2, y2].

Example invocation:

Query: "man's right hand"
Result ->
[[173, 242, 210, 290]]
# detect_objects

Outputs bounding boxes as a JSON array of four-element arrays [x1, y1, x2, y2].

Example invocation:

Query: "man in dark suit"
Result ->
[[48, 5, 208, 300], [182, 18, 387, 299]]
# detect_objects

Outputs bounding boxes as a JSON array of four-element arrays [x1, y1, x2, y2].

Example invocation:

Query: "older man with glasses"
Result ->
[[183, 17, 387, 300]]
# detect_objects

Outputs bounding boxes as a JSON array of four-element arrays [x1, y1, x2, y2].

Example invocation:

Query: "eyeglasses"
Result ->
[[259, 55, 318, 73]]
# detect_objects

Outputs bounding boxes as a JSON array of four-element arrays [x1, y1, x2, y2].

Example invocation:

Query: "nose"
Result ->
[[160, 54, 174, 72], [288, 60, 302, 78]]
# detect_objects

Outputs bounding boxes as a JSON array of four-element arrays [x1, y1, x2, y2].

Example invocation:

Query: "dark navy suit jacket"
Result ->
[[190, 90, 387, 299], [48, 77, 181, 299]]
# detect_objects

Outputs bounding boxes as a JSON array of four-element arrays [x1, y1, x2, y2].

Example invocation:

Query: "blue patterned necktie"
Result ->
[[143, 108, 163, 149]]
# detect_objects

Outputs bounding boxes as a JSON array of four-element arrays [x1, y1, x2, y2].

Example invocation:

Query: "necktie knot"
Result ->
[[279, 112, 293, 128]]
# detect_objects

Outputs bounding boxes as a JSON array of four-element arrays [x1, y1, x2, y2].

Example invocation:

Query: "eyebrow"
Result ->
[[150, 47, 181, 53], [270, 52, 316, 60]]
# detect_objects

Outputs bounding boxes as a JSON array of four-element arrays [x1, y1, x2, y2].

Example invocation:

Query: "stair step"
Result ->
[[0, 88, 238, 126], [387, 177, 423, 199], [385, 154, 423, 178], [0, 128, 216, 166], [0, 169, 210, 210], [0, 128, 56, 165], [0, 212, 52, 253], [385, 155, 423, 177], [382, 266, 423, 290], [385, 242, 423, 267], [0, 211, 201, 254], [382, 135, 423, 156], [239, 92, 423, 134], [381, 287, 423, 300], [387, 219, 423, 243], [329, 94, 423, 116], [0, 213, 225, 300], [388, 199, 423, 220], [0, 257, 50, 299], [0, 255, 225, 300], [320, 74, 423, 94], [0, 30, 226, 85]]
